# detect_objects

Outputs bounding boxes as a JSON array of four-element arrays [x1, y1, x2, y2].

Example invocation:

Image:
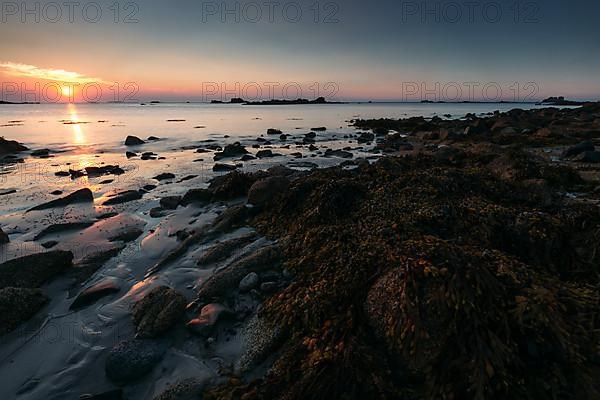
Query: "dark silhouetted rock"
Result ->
[[573, 151, 600, 163], [0, 137, 28, 156], [103, 190, 143, 206], [562, 141, 595, 159], [213, 163, 238, 172], [28, 188, 94, 212], [214, 142, 248, 161], [0, 250, 74, 289], [267, 128, 282, 135], [125, 136, 145, 146], [160, 196, 181, 210]]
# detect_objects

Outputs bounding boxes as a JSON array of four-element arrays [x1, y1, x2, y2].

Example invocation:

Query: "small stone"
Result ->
[[186, 303, 233, 337], [239, 272, 260, 292], [154, 173, 176, 181]]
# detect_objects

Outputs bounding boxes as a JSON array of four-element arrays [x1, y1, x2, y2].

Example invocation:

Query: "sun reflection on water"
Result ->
[[67, 103, 86, 145]]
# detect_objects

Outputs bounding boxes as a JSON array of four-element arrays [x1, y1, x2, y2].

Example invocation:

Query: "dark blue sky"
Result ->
[[1, 0, 599, 101]]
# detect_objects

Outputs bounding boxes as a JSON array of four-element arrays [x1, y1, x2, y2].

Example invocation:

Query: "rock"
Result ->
[[0, 137, 28, 156], [197, 245, 282, 300], [357, 132, 375, 143], [70, 279, 120, 310], [31, 149, 50, 157], [236, 314, 283, 373], [27, 188, 94, 212], [240, 154, 256, 161], [108, 227, 144, 243], [152, 378, 209, 400], [186, 303, 233, 337], [132, 286, 187, 338], [260, 282, 278, 293], [573, 151, 600, 163], [55, 171, 70, 177], [214, 142, 248, 161], [50, 190, 63, 195], [0, 227, 8, 244], [0, 250, 74, 289], [196, 233, 258, 266], [0, 287, 48, 335], [211, 205, 250, 233], [256, 149, 276, 158], [562, 140, 595, 159], [34, 221, 96, 241], [325, 149, 353, 159], [308, 144, 318, 151], [154, 173, 175, 181], [267, 128, 282, 135], [149, 207, 166, 218], [85, 165, 125, 176], [41, 240, 58, 249], [213, 163, 238, 172], [69, 169, 85, 178], [305, 132, 317, 139], [239, 272, 260, 292], [103, 190, 143, 206], [105, 339, 167, 383], [311, 127, 327, 131], [247, 176, 290, 207], [181, 188, 212, 205], [160, 196, 181, 210], [125, 136, 145, 146], [126, 151, 137, 158], [147, 136, 160, 141]]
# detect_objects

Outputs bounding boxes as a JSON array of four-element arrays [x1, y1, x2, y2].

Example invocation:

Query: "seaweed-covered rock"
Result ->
[[153, 378, 210, 400], [105, 339, 167, 383], [0, 287, 48, 335], [132, 286, 187, 338], [247, 176, 290, 207]]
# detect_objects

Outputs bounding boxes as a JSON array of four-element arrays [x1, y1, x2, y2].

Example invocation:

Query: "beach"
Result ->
[[0, 102, 599, 399]]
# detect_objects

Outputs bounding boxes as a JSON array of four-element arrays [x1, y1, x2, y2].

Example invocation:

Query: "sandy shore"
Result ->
[[1, 103, 600, 399]]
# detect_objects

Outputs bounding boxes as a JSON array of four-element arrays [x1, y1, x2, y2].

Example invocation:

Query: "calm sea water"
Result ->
[[0, 102, 551, 149]]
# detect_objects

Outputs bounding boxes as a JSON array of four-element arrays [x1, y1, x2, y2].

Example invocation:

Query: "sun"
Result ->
[[61, 85, 73, 97]]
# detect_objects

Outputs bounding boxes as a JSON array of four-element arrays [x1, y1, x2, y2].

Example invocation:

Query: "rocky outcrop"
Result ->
[[0, 251, 74, 289], [0, 287, 48, 335], [27, 188, 94, 212]]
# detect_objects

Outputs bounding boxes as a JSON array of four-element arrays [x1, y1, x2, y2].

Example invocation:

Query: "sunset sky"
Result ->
[[1, 0, 599, 102]]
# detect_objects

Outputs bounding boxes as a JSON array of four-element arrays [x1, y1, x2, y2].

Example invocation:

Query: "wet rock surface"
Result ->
[[27, 188, 94, 211], [105, 339, 168, 383], [0, 287, 48, 335], [132, 286, 187, 338], [0, 250, 74, 289]]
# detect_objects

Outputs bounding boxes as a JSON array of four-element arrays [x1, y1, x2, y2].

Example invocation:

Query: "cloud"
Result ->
[[0, 61, 107, 84]]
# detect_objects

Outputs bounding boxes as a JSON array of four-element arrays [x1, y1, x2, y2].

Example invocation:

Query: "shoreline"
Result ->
[[1, 103, 599, 399]]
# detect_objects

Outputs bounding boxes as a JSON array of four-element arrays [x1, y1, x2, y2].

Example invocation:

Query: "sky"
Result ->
[[0, 0, 599, 102]]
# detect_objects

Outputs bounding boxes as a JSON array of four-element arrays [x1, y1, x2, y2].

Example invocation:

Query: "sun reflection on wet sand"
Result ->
[[67, 103, 87, 145]]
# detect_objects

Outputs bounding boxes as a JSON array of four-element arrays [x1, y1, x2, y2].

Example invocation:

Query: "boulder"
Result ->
[[105, 339, 167, 383], [267, 128, 282, 135], [154, 173, 175, 181], [0, 287, 48, 335], [27, 188, 94, 212], [132, 286, 187, 338], [214, 142, 248, 161], [159, 196, 181, 210], [125, 136, 145, 146], [0, 250, 74, 289], [196, 233, 258, 266]]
